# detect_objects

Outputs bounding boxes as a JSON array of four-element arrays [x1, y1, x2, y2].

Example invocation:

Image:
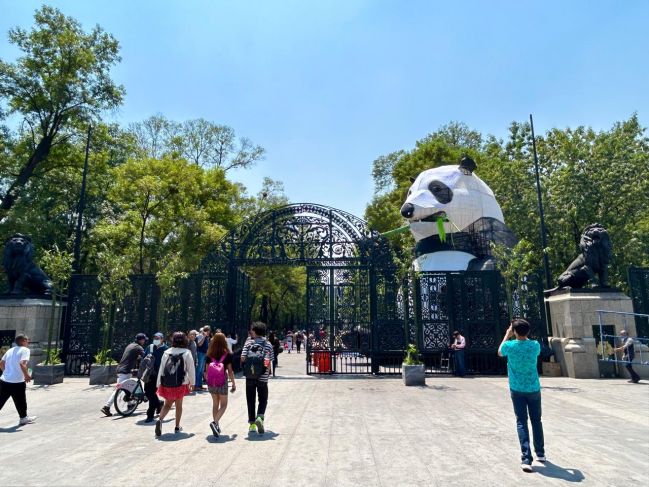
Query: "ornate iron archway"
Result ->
[[203, 203, 400, 374]]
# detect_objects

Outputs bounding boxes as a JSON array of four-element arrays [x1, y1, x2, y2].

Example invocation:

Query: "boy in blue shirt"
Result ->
[[498, 318, 546, 473]]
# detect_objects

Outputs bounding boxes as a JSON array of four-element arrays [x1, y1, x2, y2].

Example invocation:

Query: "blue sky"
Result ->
[[1, 1, 647, 219]]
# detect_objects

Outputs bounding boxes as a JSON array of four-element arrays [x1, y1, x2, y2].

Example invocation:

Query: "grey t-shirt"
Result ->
[[116, 342, 144, 375]]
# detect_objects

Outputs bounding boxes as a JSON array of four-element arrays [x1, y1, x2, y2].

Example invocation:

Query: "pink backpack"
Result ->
[[206, 353, 228, 387]]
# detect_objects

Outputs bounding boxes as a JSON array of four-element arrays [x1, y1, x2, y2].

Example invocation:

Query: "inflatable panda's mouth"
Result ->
[[415, 211, 447, 223]]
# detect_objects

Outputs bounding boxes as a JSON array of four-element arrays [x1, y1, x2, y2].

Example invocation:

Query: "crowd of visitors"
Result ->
[[95, 322, 275, 439]]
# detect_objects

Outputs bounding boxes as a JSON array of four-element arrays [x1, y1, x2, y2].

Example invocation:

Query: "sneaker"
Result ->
[[255, 416, 265, 434], [248, 423, 257, 433], [210, 422, 219, 437], [174, 426, 182, 433], [145, 417, 154, 423], [155, 419, 162, 437], [216, 422, 221, 433], [537, 456, 547, 462], [521, 464, 533, 473], [19, 416, 37, 425], [100, 406, 112, 417]]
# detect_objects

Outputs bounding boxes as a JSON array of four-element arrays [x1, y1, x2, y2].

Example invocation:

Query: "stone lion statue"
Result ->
[[2, 234, 53, 295], [556, 223, 612, 289]]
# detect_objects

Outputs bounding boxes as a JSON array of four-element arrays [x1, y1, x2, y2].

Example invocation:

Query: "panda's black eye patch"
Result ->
[[428, 180, 453, 204]]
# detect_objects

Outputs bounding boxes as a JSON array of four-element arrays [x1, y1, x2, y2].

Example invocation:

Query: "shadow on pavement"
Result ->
[[245, 431, 279, 442], [206, 433, 238, 443], [535, 461, 585, 482], [157, 431, 195, 442], [0, 425, 21, 433]]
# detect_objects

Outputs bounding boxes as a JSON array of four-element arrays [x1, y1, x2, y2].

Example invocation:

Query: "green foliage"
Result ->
[[40, 347, 62, 366], [403, 343, 423, 365], [0, 6, 124, 214], [365, 117, 649, 290], [129, 114, 265, 171], [491, 239, 539, 319], [156, 251, 188, 328], [93, 348, 117, 366], [40, 244, 74, 365]]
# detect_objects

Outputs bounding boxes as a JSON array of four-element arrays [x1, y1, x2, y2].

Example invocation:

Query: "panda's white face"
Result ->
[[400, 165, 505, 242]]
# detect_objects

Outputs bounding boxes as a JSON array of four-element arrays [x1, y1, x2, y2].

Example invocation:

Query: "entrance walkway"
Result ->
[[1, 352, 647, 486]]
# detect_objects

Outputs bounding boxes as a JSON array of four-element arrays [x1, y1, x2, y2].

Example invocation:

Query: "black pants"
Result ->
[[144, 380, 161, 419], [296, 342, 302, 353], [626, 362, 641, 382], [246, 379, 268, 423], [0, 380, 27, 418]]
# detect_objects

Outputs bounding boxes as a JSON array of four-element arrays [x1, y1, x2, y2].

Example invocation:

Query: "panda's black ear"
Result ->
[[409, 176, 416, 183], [459, 155, 477, 174]]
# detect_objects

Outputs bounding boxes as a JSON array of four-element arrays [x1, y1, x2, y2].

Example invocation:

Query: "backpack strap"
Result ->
[[218, 353, 228, 364]]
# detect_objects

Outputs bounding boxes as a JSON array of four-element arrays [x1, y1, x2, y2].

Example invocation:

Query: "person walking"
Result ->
[[615, 330, 641, 383], [451, 330, 466, 377], [226, 333, 238, 353], [101, 333, 147, 417], [286, 330, 293, 354], [188, 330, 198, 368], [195, 326, 211, 390], [498, 319, 545, 473], [142, 332, 167, 423], [0, 334, 36, 425], [241, 322, 274, 434], [268, 332, 281, 377], [205, 332, 236, 437], [295, 331, 303, 354], [155, 332, 195, 437]]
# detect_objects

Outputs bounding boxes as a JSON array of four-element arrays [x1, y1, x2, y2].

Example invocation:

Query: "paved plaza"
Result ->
[[1, 352, 647, 487]]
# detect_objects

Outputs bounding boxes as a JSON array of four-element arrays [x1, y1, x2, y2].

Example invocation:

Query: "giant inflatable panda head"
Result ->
[[400, 156, 515, 272], [400, 156, 504, 241]]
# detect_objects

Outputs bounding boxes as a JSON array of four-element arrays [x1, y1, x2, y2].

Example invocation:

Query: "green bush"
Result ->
[[93, 348, 117, 365], [403, 343, 423, 365]]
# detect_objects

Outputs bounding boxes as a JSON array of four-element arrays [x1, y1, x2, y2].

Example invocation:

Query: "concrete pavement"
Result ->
[[1, 351, 648, 486]]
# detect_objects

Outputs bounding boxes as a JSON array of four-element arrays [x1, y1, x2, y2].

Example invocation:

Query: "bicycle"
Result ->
[[113, 370, 148, 417]]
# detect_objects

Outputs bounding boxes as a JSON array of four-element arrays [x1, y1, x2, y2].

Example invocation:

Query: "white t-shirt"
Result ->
[[226, 337, 238, 353], [1, 346, 30, 383]]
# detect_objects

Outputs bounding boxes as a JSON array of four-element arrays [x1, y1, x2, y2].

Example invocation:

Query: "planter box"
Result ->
[[542, 361, 562, 377], [402, 363, 426, 386], [33, 363, 65, 385], [89, 364, 118, 385]]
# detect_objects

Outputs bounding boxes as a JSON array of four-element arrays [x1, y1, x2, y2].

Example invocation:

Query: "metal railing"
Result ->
[[597, 310, 649, 367]]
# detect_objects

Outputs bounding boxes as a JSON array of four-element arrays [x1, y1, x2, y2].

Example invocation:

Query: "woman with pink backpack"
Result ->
[[205, 332, 236, 437]]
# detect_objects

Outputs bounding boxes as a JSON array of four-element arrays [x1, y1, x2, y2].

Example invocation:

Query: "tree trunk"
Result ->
[[0, 134, 54, 213]]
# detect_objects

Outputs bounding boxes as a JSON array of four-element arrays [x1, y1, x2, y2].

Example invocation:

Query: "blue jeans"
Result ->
[[196, 352, 207, 388], [510, 390, 545, 464], [453, 350, 466, 376]]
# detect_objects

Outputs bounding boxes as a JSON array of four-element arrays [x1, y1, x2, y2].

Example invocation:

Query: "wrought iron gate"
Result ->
[[628, 267, 649, 337], [306, 266, 373, 374]]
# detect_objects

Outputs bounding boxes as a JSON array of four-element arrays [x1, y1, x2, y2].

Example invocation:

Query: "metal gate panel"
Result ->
[[306, 266, 372, 374]]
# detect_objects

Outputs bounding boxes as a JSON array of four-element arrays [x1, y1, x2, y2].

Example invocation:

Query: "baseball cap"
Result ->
[[153, 332, 164, 338], [135, 333, 148, 341]]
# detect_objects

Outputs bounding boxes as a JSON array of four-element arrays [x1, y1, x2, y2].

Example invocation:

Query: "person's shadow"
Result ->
[[245, 431, 279, 442], [0, 425, 21, 433], [157, 431, 195, 442], [206, 433, 238, 443], [535, 461, 585, 482]]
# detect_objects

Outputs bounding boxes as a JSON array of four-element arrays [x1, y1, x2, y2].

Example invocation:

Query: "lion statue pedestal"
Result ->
[[545, 288, 636, 379]]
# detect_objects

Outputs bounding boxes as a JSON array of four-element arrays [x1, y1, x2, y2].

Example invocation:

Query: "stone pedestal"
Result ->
[[546, 289, 634, 379], [0, 297, 67, 369]]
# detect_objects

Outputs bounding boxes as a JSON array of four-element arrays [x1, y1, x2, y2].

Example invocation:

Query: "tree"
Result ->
[[0, 6, 124, 215], [129, 115, 265, 171]]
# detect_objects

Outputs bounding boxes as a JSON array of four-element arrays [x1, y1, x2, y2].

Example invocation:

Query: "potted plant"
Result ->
[[89, 248, 132, 385], [89, 348, 118, 385], [33, 347, 65, 385], [34, 244, 73, 385], [403, 343, 426, 386]]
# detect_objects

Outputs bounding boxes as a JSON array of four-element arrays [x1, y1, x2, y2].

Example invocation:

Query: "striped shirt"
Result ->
[[241, 337, 274, 382]]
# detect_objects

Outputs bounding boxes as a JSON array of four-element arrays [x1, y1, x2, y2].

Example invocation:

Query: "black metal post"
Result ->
[[529, 115, 552, 289], [73, 124, 92, 273]]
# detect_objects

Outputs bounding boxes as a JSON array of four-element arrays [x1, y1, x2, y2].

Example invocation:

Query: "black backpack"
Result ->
[[161, 353, 186, 387], [243, 342, 266, 379], [138, 351, 155, 383]]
